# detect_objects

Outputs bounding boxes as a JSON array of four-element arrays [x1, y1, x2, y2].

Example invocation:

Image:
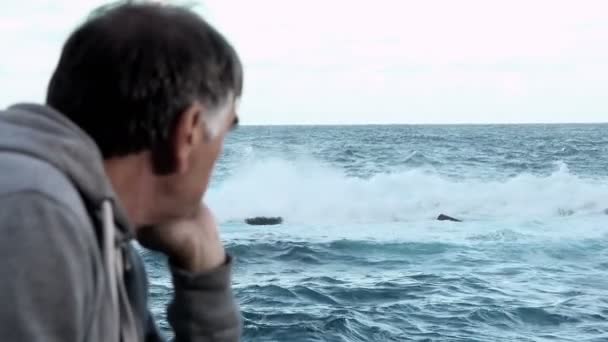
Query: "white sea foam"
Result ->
[[206, 158, 608, 224]]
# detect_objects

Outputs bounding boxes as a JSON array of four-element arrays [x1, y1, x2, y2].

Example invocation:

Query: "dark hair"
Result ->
[[46, 1, 243, 174]]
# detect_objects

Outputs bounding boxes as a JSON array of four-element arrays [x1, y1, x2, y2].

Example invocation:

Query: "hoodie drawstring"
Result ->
[[102, 200, 138, 342]]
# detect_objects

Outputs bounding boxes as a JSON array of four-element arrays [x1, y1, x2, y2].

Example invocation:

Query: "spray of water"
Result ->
[[207, 158, 608, 224]]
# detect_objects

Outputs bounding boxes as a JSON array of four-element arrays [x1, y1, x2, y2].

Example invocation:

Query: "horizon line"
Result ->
[[238, 121, 608, 127]]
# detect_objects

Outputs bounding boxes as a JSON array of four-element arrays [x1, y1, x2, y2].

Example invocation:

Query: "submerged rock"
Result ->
[[437, 214, 462, 222], [245, 216, 284, 226]]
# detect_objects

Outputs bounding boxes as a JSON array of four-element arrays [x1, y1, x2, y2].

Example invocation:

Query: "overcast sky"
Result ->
[[1, 0, 606, 124]]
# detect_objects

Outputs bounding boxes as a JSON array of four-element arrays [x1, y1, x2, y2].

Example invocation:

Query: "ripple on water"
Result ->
[[151, 227, 608, 341]]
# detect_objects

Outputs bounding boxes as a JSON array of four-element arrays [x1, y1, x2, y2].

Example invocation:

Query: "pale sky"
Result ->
[[0, 0, 606, 124]]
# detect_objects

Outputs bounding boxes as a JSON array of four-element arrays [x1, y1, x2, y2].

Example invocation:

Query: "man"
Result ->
[[0, 1, 242, 341]]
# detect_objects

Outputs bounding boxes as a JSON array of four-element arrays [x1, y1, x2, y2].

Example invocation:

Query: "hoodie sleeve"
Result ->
[[0, 191, 95, 342], [167, 255, 242, 341]]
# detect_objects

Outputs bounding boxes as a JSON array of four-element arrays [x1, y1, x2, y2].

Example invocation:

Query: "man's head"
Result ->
[[46, 1, 242, 224]]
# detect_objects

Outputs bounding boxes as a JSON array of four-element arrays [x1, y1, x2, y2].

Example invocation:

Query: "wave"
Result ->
[[226, 240, 457, 266], [467, 306, 581, 326], [237, 282, 606, 341], [207, 157, 608, 223]]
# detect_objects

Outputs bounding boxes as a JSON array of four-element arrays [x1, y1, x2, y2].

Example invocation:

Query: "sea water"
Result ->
[[143, 124, 608, 341]]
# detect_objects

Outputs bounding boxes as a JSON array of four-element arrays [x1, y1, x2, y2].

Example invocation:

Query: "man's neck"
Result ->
[[103, 154, 152, 228]]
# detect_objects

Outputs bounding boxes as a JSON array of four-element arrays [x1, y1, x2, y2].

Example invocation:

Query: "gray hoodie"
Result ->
[[0, 103, 241, 341]]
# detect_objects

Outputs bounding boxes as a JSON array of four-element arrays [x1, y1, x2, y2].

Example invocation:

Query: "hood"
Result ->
[[0, 102, 131, 235], [0, 102, 140, 340]]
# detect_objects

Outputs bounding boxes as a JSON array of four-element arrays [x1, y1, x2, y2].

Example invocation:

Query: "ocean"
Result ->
[[142, 124, 608, 341]]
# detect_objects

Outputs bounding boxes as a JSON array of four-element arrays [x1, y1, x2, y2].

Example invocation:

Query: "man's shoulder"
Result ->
[[0, 152, 92, 227]]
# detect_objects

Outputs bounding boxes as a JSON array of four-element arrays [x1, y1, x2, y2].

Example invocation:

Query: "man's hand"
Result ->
[[136, 205, 226, 273]]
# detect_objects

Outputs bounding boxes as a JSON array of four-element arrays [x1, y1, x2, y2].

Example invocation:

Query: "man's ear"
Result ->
[[172, 103, 203, 174]]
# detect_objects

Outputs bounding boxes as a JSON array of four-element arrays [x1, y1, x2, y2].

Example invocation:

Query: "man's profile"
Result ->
[[0, 1, 242, 341]]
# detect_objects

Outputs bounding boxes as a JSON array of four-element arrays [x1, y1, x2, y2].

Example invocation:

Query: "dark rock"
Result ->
[[437, 214, 462, 222], [245, 216, 283, 226]]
